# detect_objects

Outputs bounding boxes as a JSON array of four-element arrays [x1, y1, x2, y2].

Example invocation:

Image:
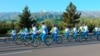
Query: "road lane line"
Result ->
[[0, 45, 25, 48], [0, 50, 32, 56]]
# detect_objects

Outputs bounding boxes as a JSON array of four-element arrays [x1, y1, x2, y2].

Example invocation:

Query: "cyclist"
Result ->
[[31, 23, 38, 41], [79, 24, 84, 36], [83, 24, 89, 39], [72, 25, 78, 40], [98, 26, 100, 35], [18, 27, 25, 38], [23, 27, 29, 41], [93, 25, 99, 37], [38, 22, 48, 44], [50, 24, 59, 42], [10, 28, 17, 43], [63, 26, 70, 39]]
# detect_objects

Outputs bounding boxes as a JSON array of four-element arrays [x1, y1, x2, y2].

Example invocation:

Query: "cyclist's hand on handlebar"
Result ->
[[37, 31, 40, 33]]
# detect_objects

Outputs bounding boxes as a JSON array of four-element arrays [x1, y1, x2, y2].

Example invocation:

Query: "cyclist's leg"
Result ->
[[79, 32, 83, 39], [19, 34, 24, 39], [40, 33, 46, 43], [82, 32, 85, 38], [73, 32, 77, 39], [22, 34, 24, 38], [97, 31, 100, 40], [51, 33, 55, 41], [65, 32, 70, 41], [85, 32, 88, 38], [84, 32, 87, 38], [93, 31, 98, 40], [86, 31, 88, 36], [11, 35, 16, 43], [31, 34, 36, 41], [95, 31, 98, 37], [53, 33, 58, 42], [83, 32, 88, 41], [64, 32, 69, 38], [23, 34, 27, 42]]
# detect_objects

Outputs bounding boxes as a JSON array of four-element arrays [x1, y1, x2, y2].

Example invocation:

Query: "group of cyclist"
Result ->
[[10, 22, 100, 44]]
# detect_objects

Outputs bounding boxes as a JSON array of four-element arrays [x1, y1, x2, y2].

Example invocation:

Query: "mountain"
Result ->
[[79, 11, 100, 18], [0, 11, 100, 21], [0, 12, 20, 21]]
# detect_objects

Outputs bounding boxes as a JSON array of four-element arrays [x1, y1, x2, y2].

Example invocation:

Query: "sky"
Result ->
[[0, 0, 100, 12]]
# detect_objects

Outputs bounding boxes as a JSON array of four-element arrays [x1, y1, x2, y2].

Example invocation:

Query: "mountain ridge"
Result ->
[[0, 11, 100, 21]]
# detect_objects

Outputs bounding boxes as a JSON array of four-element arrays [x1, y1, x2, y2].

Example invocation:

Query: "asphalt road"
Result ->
[[0, 38, 100, 56]]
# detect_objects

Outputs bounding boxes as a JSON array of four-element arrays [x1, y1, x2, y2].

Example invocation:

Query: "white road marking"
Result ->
[[0, 50, 32, 56], [0, 45, 25, 48]]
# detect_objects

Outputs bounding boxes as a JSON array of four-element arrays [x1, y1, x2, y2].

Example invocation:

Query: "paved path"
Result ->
[[0, 37, 100, 56], [0, 43, 100, 56]]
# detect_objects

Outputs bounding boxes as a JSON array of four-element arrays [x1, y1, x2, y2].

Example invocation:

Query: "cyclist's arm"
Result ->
[[50, 28, 54, 33]]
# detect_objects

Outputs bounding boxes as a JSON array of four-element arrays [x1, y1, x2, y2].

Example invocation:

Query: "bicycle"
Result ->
[[45, 34, 63, 45], [75, 32, 92, 42], [63, 32, 80, 42], [86, 32, 100, 41], [15, 34, 32, 46], [92, 33, 100, 41], [4, 35, 18, 44], [31, 34, 52, 47]]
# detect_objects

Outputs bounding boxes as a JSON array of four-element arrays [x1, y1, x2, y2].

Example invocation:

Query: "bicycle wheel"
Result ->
[[56, 36, 63, 44], [76, 35, 82, 42], [15, 35, 23, 45], [4, 37, 11, 44], [45, 35, 53, 46], [23, 36, 31, 46], [88, 33, 95, 40], [97, 35, 100, 41], [31, 36, 41, 47], [67, 35, 73, 42]]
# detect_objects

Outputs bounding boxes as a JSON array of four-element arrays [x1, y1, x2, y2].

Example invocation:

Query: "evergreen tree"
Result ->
[[62, 2, 81, 28], [19, 6, 37, 29]]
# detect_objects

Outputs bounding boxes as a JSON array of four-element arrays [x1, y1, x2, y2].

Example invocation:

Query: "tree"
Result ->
[[19, 6, 37, 29], [62, 2, 81, 28]]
